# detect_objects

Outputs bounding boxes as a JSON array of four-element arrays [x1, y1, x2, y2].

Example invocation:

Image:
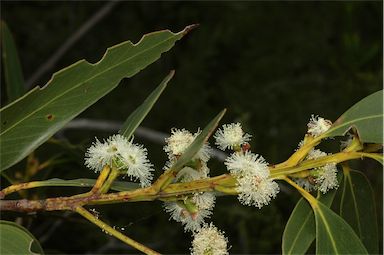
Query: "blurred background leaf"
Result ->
[[1, 21, 25, 103]]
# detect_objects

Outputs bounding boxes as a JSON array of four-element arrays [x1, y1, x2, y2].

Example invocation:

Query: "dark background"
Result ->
[[1, 1, 382, 254]]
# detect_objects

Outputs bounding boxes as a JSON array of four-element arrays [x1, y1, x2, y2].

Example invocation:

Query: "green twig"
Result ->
[[99, 167, 120, 194], [270, 151, 381, 178], [283, 176, 318, 208], [75, 206, 160, 255]]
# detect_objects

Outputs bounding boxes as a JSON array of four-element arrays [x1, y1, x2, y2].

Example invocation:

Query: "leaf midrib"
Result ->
[[286, 205, 313, 254], [347, 173, 363, 237], [0, 32, 178, 136], [316, 207, 339, 253]]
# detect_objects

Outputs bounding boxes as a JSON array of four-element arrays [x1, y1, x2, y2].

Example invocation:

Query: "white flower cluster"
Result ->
[[294, 148, 339, 193], [225, 152, 279, 208], [163, 128, 215, 232], [164, 128, 211, 163], [216, 123, 279, 209], [307, 115, 332, 137], [164, 192, 216, 232], [85, 134, 154, 187], [191, 223, 229, 255], [314, 163, 338, 193], [214, 123, 251, 151]]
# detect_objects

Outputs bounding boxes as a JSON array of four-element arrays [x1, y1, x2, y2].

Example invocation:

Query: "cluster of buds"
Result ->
[[84, 134, 154, 187], [162, 128, 228, 254], [295, 115, 339, 193], [162, 128, 214, 232], [191, 223, 229, 255], [307, 115, 332, 137], [294, 148, 339, 193], [215, 123, 280, 208]]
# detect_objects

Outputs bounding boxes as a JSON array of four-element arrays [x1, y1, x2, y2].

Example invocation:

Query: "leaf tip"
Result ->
[[217, 108, 227, 120], [182, 24, 199, 35]]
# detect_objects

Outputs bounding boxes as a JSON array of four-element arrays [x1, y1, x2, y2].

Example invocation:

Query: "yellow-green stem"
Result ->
[[70, 165, 114, 199], [214, 185, 238, 195], [0, 165, 113, 199], [274, 135, 321, 168], [343, 136, 363, 152], [0, 173, 28, 199], [75, 206, 160, 255], [270, 152, 381, 178], [91, 165, 111, 193], [283, 177, 318, 207], [152, 169, 175, 191], [288, 170, 310, 178], [99, 167, 120, 194], [91, 174, 234, 205]]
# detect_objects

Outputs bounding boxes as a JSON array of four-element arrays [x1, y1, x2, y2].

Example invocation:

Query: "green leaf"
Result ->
[[0, 220, 44, 255], [0, 25, 196, 172], [314, 201, 368, 254], [9, 178, 140, 192], [110, 180, 140, 191], [1, 21, 25, 102], [120, 70, 175, 139], [324, 90, 383, 143], [282, 173, 342, 255], [339, 169, 378, 254], [172, 109, 226, 172]]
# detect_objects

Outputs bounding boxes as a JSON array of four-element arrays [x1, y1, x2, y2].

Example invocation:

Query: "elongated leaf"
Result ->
[[5, 178, 139, 192], [1, 21, 25, 102], [339, 169, 378, 253], [282, 173, 342, 255], [0, 25, 196, 172], [0, 220, 44, 255], [314, 201, 368, 254], [324, 90, 383, 143], [172, 109, 226, 172], [120, 70, 175, 139]]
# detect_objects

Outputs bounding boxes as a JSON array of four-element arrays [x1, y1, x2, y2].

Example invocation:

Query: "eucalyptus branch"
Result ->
[[274, 135, 322, 168], [0, 174, 235, 212], [270, 151, 382, 178], [1, 149, 380, 211]]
